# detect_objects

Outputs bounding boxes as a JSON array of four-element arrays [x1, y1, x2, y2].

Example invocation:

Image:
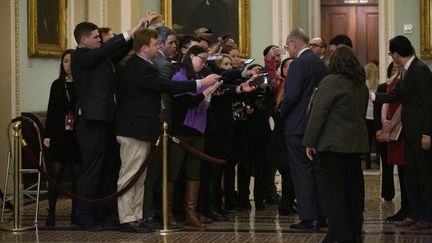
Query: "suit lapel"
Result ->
[[403, 57, 418, 81]]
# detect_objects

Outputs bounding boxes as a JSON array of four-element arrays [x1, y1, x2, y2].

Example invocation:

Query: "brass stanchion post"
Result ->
[[0, 121, 35, 231], [160, 122, 180, 234]]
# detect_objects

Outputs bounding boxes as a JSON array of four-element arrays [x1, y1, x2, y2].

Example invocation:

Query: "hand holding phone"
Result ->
[[243, 58, 255, 65]]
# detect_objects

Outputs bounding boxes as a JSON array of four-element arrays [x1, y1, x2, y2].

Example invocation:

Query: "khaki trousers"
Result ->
[[116, 136, 150, 224]]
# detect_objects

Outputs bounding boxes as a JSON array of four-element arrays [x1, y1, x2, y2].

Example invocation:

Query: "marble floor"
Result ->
[[0, 174, 431, 242]]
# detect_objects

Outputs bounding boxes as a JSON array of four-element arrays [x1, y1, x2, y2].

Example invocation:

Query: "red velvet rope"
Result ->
[[21, 140, 158, 205], [20, 135, 225, 205], [172, 137, 226, 164]]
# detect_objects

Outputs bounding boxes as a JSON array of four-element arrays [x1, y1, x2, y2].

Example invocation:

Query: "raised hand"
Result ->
[[201, 74, 221, 87]]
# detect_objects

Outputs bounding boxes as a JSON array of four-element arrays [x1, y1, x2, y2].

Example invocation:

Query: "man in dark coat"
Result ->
[[71, 15, 151, 230], [115, 29, 219, 232], [372, 35, 432, 230], [280, 27, 329, 230]]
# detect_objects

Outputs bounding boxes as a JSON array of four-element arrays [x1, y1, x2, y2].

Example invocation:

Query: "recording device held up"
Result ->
[[249, 72, 271, 87]]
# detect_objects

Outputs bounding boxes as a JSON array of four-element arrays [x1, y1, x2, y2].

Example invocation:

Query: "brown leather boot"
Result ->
[[167, 182, 177, 226], [198, 213, 212, 224], [184, 181, 206, 228]]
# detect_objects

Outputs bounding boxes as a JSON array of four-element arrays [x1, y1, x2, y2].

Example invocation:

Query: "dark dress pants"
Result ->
[[320, 152, 363, 242], [404, 141, 432, 221], [75, 118, 119, 226], [249, 111, 271, 204], [143, 150, 162, 219], [378, 142, 395, 199], [285, 135, 327, 221]]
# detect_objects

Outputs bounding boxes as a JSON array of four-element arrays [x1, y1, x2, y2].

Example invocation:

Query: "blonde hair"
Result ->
[[214, 54, 232, 67], [364, 62, 379, 91]]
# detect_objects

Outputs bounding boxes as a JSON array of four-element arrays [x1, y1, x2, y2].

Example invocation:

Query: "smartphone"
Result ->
[[276, 47, 286, 55], [244, 58, 255, 65], [207, 55, 222, 61], [249, 73, 270, 87]]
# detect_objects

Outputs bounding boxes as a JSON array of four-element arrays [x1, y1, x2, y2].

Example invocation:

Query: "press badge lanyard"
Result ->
[[64, 79, 75, 130], [64, 79, 72, 111]]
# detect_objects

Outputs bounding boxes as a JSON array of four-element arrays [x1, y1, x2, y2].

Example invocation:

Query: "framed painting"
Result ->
[[28, 0, 67, 57], [161, 0, 250, 57]]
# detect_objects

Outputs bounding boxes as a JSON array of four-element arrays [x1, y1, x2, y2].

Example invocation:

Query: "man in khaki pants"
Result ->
[[114, 28, 220, 232]]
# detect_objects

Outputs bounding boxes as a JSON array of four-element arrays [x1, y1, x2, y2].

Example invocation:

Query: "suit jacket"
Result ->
[[115, 54, 197, 142], [373, 82, 388, 131], [71, 34, 132, 122], [375, 57, 432, 142], [280, 49, 329, 136], [154, 51, 176, 124], [303, 74, 369, 153]]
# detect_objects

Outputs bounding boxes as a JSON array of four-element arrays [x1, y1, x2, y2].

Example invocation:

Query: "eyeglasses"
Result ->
[[284, 40, 294, 50], [196, 55, 208, 65]]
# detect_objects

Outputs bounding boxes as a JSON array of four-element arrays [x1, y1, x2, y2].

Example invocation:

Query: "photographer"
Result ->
[[203, 54, 259, 220], [71, 13, 159, 231]]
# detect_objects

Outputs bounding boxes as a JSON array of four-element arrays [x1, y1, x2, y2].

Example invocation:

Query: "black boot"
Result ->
[[46, 210, 55, 227], [46, 187, 57, 227], [207, 180, 228, 221]]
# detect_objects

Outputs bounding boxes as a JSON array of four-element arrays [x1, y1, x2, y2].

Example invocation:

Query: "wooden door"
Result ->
[[321, 1, 378, 66]]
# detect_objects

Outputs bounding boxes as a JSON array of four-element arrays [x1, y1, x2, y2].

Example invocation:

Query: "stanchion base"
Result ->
[[159, 226, 182, 234], [0, 224, 36, 232]]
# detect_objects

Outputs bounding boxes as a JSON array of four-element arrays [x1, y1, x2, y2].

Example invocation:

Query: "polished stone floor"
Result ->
[[1, 174, 431, 242]]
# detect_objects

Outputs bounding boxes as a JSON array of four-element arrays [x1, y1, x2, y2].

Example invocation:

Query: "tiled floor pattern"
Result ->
[[1, 175, 432, 242]]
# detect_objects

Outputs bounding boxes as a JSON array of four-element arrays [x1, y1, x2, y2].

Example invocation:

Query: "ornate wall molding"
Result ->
[[379, 0, 394, 83], [87, 0, 106, 26], [13, 0, 20, 116], [272, 0, 292, 48]]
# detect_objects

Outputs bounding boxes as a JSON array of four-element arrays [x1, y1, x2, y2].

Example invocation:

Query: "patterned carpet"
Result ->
[[0, 175, 431, 242]]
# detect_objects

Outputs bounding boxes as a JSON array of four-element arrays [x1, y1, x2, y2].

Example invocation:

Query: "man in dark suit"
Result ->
[[71, 15, 153, 230], [142, 26, 177, 224], [371, 35, 432, 230], [115, 29, 220, 232], [280, 27, 329, 230]]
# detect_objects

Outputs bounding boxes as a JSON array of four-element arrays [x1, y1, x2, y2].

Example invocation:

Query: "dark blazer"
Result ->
[[280, 49, 329, 136], [115, 54, 197, 143], [153, 51, 175, 79], [44, 78, 80, 162], [375, 57, 432, 142], [303, 74, 369, 153], [71, 34, 132, 122], [154, 51, 176, 124]]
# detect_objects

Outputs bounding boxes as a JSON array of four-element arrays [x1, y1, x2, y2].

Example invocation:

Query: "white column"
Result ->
[[308, 0, 321, 38], [120, 0, 132, 31], [87, 0, 106, 26], [68, 0, 75, 48], [379, 0, 395, 84], [272, 0, 293, 48]]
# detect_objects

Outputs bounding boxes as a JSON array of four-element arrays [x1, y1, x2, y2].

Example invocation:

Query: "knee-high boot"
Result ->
[[184, 181, 205, 228]]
